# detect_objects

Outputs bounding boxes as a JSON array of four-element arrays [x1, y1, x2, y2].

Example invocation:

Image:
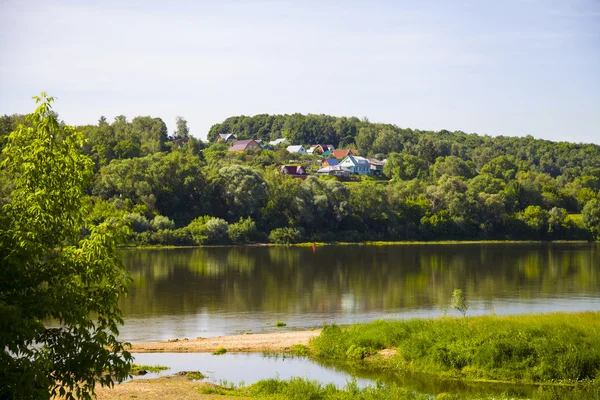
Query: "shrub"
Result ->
[[450, 289, 469, 316], [268, 227, 302, 244], [228, 217, 257, 244], [124, 213, 150, 233], [186, 216, 230, 245], [151, 215, 175, 231]]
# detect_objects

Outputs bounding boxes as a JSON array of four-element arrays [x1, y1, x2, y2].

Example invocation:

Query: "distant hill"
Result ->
[[208, 113, 600, 175]]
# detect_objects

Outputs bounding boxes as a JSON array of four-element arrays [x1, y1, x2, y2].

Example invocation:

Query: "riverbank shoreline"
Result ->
[[123, 239, 594, 250], [129, 330, 321, 353]]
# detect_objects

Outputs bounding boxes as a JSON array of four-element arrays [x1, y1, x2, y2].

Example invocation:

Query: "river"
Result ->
[[120, 243, 600, 343]]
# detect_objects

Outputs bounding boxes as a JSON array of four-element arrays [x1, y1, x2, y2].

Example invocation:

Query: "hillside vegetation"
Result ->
[[1, 112, 599, 244]]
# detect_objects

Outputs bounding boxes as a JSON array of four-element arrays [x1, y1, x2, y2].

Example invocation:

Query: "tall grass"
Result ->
[[310, 312, 600, 383], [203, 377, 600, 400]]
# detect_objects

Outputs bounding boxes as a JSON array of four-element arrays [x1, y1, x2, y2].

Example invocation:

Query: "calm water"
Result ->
[[130, 352, 372, 388], [120, 243, 600, 343]]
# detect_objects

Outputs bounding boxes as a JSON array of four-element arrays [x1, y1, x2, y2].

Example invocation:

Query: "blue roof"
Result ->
[[325, 158, 339, 166]]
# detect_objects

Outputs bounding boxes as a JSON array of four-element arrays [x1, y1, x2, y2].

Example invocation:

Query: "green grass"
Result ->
[[310, 312, 600, 384], [275, 320, 287, 327], [213, 346, 227, 355], [200, 377, 600, 400], [185, 371, 206, 380], [129, 364, 169, 374]]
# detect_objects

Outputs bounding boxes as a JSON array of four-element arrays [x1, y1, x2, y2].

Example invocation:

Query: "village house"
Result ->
[[286, 145, 307, 155], [322, 157, 339, 167], [281, 165, 308, 178], [307, 144, 335, 155], [228, 139, 261, 152], [368, 158, 386, 175], [317, 165, 351, 179], [339, 155, 371, 175], [269, 138, 289, 146], [331, 149, 357, 159], [217, 133, 237, 143]]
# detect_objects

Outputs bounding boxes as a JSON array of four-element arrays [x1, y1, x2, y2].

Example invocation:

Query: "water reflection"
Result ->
[[120, 243, 600, 342]]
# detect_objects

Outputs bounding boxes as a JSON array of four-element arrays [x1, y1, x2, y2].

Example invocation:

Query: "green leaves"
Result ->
[[0, 94, 131, 399]]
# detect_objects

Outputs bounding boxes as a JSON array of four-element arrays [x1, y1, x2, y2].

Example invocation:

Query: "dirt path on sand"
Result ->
[[129, 330, 321, 353]]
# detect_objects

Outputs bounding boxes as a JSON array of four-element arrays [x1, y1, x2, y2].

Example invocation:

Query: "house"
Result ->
[[228, 139, 261, 152], [260, 142, 274, 151], [322, 158, 339, 167], [286, 145, 307, 155], [281, 165, 308, 178], [317, 165, 351, 179], [217, 133, 237, 143], [269, 138, 289, 146], [339, 155, 371, 175], [331, 149, 357, 159], [307, 144, 335, 155], [368, 158, 386, 175]]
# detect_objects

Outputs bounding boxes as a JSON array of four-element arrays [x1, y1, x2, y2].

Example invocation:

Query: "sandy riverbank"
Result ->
[[94, 376, 249, 400], [129, 330, 321, 353]]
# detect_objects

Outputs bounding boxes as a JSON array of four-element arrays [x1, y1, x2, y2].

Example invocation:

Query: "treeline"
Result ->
[[1, 112, 600, 244]]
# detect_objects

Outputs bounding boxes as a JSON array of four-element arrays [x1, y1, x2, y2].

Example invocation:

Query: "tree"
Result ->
[[582, 199, 600, 240], [0, 94, 131, 399], [175, 116, 189, 139]]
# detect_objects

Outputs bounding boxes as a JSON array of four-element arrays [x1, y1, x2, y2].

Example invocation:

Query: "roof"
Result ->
[[286, 145, 305, 153], [229, 139, 258, 151], [317, 166, 350, 173], [219, 133, 237, 140], [331, 149, 357, 159], [324, 158, 339, 166], [270, 138, 289, 145], [368, 158, 386, 166], [281, 165, 306, 174], [341, 155, 369, 165]]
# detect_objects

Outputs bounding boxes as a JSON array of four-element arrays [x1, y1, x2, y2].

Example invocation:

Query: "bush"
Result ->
[[186, 216, 229, 245], [204, 218, 229, 244], [124, 213, 150, 233], [268, 227, 302, 244], [151, 215, 175, 231], [228, 217, 257, 244]]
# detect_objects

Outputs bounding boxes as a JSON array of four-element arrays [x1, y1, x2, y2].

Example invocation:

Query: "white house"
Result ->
[[270, 138, 289, 146], [339, 155, 371, 175], [286, 145, 307, 155]]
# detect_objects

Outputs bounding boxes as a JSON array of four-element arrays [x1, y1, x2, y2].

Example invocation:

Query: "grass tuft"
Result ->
[[213, 347, 227, 355]]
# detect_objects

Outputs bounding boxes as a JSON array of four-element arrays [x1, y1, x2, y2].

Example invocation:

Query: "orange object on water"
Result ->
[[312, 242, 317, 253]]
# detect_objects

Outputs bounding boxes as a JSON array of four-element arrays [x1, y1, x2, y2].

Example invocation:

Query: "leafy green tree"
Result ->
[[582, 199, 600, 239], [384, 153, 428, 180], [217, 165, 267, 221], [432, 156, 475, 179], [0, 94, 131, 399], [175, 116, 189, 139]]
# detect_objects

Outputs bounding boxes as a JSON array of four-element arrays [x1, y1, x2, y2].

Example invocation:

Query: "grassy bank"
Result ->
[[309, 312, 600, 384], [202, 377, 599, 400]]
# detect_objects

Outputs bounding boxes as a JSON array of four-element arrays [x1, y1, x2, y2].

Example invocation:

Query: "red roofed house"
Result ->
[[229, 139, 261, 152], [331, 149, 357, 159], [280, 165, 308, 179]]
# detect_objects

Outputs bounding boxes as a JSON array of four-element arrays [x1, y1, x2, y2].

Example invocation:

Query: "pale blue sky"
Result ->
[[1, 0, 599, 143]]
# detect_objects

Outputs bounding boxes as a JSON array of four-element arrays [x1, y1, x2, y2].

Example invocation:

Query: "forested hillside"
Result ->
[[1, 112, 599, 244]]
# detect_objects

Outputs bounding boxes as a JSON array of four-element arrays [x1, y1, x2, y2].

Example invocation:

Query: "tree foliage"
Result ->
[[0, 94, 131, 399]]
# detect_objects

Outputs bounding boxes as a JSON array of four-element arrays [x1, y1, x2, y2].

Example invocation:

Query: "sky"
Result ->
[[0, 0, 599, 144]]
